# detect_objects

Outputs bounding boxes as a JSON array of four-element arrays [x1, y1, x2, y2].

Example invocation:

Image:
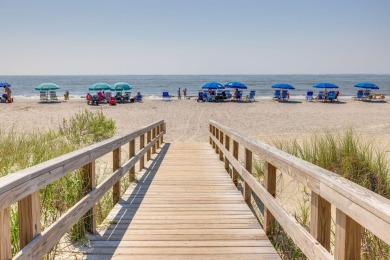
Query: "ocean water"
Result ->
[[1, 75, 390, 99]]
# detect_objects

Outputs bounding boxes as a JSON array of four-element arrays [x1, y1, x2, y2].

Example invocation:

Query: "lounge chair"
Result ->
[[225, 90, 232, 99], [92, 94, 99, 105], [162, 91, 170, 100], [306, 91, 314, 101], [273, 90, 281, 101], [197, 91, 204, 102], [124, 92, 131, 102], [136, 93, 142, 102], [281, 90, 289, 101], [363, 90, 371, 100], [115, 92, 122, 103], [354, 90, 364, 100], [327, 91, 337, 102], [234, 91, 243, 101], [316, 91, 325, 102], [203, 92, 214, 102], [246, 90, 256, 102], [40, 91, 48, 102], [49, 91, 58, 102]]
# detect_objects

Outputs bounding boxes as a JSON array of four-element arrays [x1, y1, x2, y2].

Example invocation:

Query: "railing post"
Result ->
[[264, 162, 276, 235], [244, 148, 252, 204], [215, 128, 219, 154], [113, 147, 121, 204], [82, 161, 96, 234], [0, 208, 11, 260], [161, 122, 166, 144], [140, 134, 145, 171], [232, 140, 239, 185], [209, 124, 212, 144], [335, 209, 362, 260], [219, 131, 224, 161], [18, 191, 41, 249], [160, 123, 164, 144], [156, 126, 160, 149], [224, 134, 230, 172], [212, 126, 216, 149], [310, 192, 331, 251], [147, 130, 151, 161], [152, 128, 156, 154], [129, 139, 135, 182]]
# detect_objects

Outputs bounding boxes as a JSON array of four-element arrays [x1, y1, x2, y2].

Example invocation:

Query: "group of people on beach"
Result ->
[[177, 88, 187, 99]]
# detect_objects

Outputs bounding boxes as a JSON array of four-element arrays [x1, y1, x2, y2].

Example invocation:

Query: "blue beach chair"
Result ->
[[355, 90, 363, 100], [317, 91, 325, 101], [136, 93, 142, 102], [162, 91, 170, 100], [306, 91, 314, 101], [327, 91, 337, 102], [246, 90, 256, 102], [116, 92, 122, 103], [281, 90, 289, 101], [273, 90, 281, 101], [225, 90, 232, 99], [363, 90, 371, 100]]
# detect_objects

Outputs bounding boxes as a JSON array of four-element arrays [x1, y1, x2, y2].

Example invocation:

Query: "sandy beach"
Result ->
[[2, 97, 390, 149]]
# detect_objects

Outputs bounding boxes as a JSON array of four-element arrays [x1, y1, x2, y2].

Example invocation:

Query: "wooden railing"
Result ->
[[0, 120, 165, 260], [209, 120, 390, 260]]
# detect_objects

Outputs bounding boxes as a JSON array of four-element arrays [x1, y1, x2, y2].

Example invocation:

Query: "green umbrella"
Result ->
[[89, 83, 111, 91], [35, 83, 60, 91], [111, 82, 132, 91]]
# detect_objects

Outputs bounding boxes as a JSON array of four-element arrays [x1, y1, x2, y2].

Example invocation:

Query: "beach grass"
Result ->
[[251, 130, 390, 259], [0, 110, 116, 258]]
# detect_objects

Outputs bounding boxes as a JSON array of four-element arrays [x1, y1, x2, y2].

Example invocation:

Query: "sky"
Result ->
[[1, 0, 390, 75]]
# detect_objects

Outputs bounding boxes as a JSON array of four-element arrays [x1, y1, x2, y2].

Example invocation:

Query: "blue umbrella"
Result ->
[[0, 82, 11, 87], [202, 82, 225, 89], [111, 82, 132, 91], [89, 83, 111, 91], [35, 83, 60, 91], [354, 82, 379, 89], [225, 82, 247, 89], [272, 83, 295, 90], [313, 83, 339, 89]]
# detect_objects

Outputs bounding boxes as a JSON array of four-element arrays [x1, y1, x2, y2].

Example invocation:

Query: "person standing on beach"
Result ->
[[183, 88, 187, 98], [4, 86, 11, 103], [178, 87, 181, 99]]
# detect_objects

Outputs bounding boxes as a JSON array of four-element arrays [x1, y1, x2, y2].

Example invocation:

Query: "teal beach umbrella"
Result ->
[[111, 82, 132, 91], [35, 83, 60, 91], [89, 83, 111, 91]]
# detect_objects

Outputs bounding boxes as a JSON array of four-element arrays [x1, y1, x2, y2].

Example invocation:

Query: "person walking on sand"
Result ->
[[183, 88, 187, 98], [4, 85, 11, 103], [178, 87, 181, 99]]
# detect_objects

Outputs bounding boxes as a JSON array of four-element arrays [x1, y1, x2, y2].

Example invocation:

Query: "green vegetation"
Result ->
[[0, 110, 117, 258], [252, 130, 390, 259]]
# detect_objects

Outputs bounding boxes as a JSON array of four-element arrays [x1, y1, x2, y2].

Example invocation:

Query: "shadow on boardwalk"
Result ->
[[85, 143, 170, 258]]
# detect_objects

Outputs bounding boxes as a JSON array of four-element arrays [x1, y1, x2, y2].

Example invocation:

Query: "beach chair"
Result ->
[[246, 90, 256, 102], [124, 92, 131, 102], [49, 91, 58, 102], [203, 92, 214, 102], [234, 91, 242, 101], [136, 93, 142, 102], [162, 91, 170, 100], [363, 90, 371, 100], [225, 90, 232, 99], [105, 92, 112, 102], [92, 94, 99, 105], [197, 91, 204, 102], [354, 90, 363, 100], [273, 90, 281, 101], [306, 91, 314, 101], [317, 91, 325, 102], [281, 90, 289, 101], [40, 91, 48, 102], [327, 91, 337, 102], [114, 92, 122, 103]]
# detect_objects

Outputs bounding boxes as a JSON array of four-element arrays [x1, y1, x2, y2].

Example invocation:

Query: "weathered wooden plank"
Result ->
[[113, 148, 121, 205], [0, 207, 11, 260], [264, 162, 276, 236], [310, 192, 331, 251], [18, 191, 41, 249], [82, 161, 96, 234]]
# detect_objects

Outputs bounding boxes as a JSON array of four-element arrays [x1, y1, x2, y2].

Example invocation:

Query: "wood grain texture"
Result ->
[[0, 120, 164, 211], [210, 120, 390, 246], [18, 191, 41, 248], [0, 207, 11, 260], [310, 192, 331, 251], [87, 143, 279, 259]]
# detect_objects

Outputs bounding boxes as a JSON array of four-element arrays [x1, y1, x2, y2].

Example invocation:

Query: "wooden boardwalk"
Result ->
[[87, 143, 280, 259]]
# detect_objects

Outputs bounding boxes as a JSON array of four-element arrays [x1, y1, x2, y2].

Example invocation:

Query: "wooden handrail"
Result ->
[[209, 120, 390, 260], [0, 120, 165, 260]]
